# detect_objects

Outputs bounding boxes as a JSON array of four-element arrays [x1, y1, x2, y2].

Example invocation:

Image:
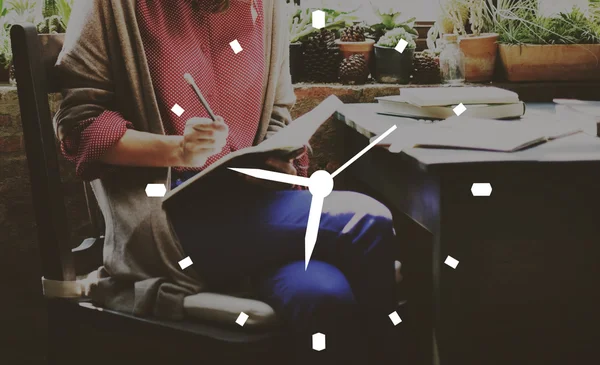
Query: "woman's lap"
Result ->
[[170, 189, 399, 361], [171, 190, 394, 278]]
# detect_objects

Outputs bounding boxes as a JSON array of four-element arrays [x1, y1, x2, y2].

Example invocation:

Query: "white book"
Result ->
[[377, 95, 525, 120], [399, 86, 520, 107]]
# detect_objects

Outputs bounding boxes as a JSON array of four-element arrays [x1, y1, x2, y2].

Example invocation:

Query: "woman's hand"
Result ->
[[179, 116, 229, 167]]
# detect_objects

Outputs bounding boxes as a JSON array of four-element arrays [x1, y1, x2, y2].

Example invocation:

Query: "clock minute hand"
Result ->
[[330, 124, 397, 179], [228, 168, 311, 187]]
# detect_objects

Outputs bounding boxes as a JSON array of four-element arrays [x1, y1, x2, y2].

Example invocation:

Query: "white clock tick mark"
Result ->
[[453, 103, 467, 116], [389, 311, 402, 326], [445, 256, 459, 269], [312, 332, 326, 351], [171, 103, 185, 117], [236, 312, 249, 326], [178, 256, 193, 270], [230, 39, 243, 54]]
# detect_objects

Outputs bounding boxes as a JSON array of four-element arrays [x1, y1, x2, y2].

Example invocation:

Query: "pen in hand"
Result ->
[[184, 73, 218, 121]]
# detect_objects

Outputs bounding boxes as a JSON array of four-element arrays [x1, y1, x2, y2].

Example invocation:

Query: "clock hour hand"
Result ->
[[228, 168, 311, 187], [330, 124, 397, 178]]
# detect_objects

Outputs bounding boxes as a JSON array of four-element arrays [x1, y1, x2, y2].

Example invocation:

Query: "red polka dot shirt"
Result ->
[[60, 0, 308, 184]]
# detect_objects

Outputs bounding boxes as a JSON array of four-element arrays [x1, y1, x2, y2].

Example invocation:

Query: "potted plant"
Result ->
[[288, 5, 309, 83], [296, 8, 355, 83], [491, 1, 600, 82], [0, 0, 10, 83], [373, 27, 416, 84], [434, 0, 498, 82], [37, 0, 67, 34], [335, 24, 375, 74], [366, 4, 419, 43], [0, 22, 12, 85]]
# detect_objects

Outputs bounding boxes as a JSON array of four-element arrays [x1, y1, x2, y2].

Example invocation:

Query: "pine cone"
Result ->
[[412, 52, 441, 84], [303, 29, 340, 83], [340, 25, 367, 42], [339, 54, 369, 85]]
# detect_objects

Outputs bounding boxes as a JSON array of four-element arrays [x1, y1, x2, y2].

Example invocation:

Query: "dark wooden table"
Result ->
[[336, 104, 600, 365]]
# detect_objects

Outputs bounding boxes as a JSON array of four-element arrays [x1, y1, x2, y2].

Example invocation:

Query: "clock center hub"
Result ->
[[308, 170, 334, 198]]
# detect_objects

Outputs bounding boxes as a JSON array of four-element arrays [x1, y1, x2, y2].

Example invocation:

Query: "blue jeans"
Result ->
[[170, 185, 400, 364]]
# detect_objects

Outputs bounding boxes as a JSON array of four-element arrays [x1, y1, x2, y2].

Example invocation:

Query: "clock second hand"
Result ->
[[330, 124, 397, 179]]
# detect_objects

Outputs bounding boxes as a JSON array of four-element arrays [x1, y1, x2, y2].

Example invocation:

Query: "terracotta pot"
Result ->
[[335, 39, 375, 71], [458, 33, 499, 82], [498, 44, 600, 82]]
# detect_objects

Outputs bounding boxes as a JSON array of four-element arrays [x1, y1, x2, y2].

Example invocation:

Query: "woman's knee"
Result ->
[[261, 261, 358, 322], [328, 191, 393, 225], [325, 192, 395, 243]]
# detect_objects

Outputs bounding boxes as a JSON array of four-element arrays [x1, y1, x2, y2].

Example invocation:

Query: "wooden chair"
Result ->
[[10, 23, 287, 365]]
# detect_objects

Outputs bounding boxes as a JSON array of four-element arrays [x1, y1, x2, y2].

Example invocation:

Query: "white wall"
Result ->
[[300, 0, 590, 21], [300, 0, 442, 21]]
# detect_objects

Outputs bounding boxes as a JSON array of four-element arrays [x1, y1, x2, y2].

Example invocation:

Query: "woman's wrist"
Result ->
[[101, 130, 186, 168], [166, 134, 186, 167]]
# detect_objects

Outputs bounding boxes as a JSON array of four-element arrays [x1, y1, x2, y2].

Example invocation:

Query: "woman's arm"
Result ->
[[54, 1, 227, 178], [264, 2, 297, 140], [100, 129, 184, 167], [101, 117, 228, 168]]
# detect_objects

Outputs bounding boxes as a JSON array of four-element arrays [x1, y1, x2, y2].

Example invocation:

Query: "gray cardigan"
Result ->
[[54, 0, 296, 319]]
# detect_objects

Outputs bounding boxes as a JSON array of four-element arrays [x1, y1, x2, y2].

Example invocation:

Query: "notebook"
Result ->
[[376, 95, 526, 120], [163, 95, 344, 204], [399, 86, 520, 107], [376, 116, 582, 153]]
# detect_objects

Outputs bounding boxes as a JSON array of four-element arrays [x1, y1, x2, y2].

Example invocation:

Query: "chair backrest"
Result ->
[[10, 23, 74, 281]]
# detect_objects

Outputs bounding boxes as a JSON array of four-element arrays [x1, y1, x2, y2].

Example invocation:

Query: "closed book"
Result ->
[[399, 86, 520, 107], [377, 95, 526, 120]]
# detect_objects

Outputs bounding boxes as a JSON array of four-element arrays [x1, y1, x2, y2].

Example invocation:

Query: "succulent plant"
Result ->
[[37, 15, 66, 34], [42, 0, 59, 18], [377, 28, 417, 49]]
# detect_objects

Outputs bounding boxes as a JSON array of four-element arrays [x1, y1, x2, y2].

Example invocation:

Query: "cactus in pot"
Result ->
[[42, 0, 59, 18]]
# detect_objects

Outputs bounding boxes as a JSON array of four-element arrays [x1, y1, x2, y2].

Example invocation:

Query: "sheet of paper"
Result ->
[[555, 105, 600, 136], [381, 117, 581, 153]]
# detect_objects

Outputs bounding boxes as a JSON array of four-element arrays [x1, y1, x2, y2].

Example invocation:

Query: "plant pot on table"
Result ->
[[458, 33, 499, 83], [374, 45, 414, 84], [335, 39, 375, 76], [0, 65, 9, 83], [289, 42, 304, 83], [498, 44, 600, 82]]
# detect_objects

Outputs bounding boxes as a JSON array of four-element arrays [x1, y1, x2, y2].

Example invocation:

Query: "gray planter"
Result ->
[[289, 42, 304, 83], [374, 45, 414, 84]]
